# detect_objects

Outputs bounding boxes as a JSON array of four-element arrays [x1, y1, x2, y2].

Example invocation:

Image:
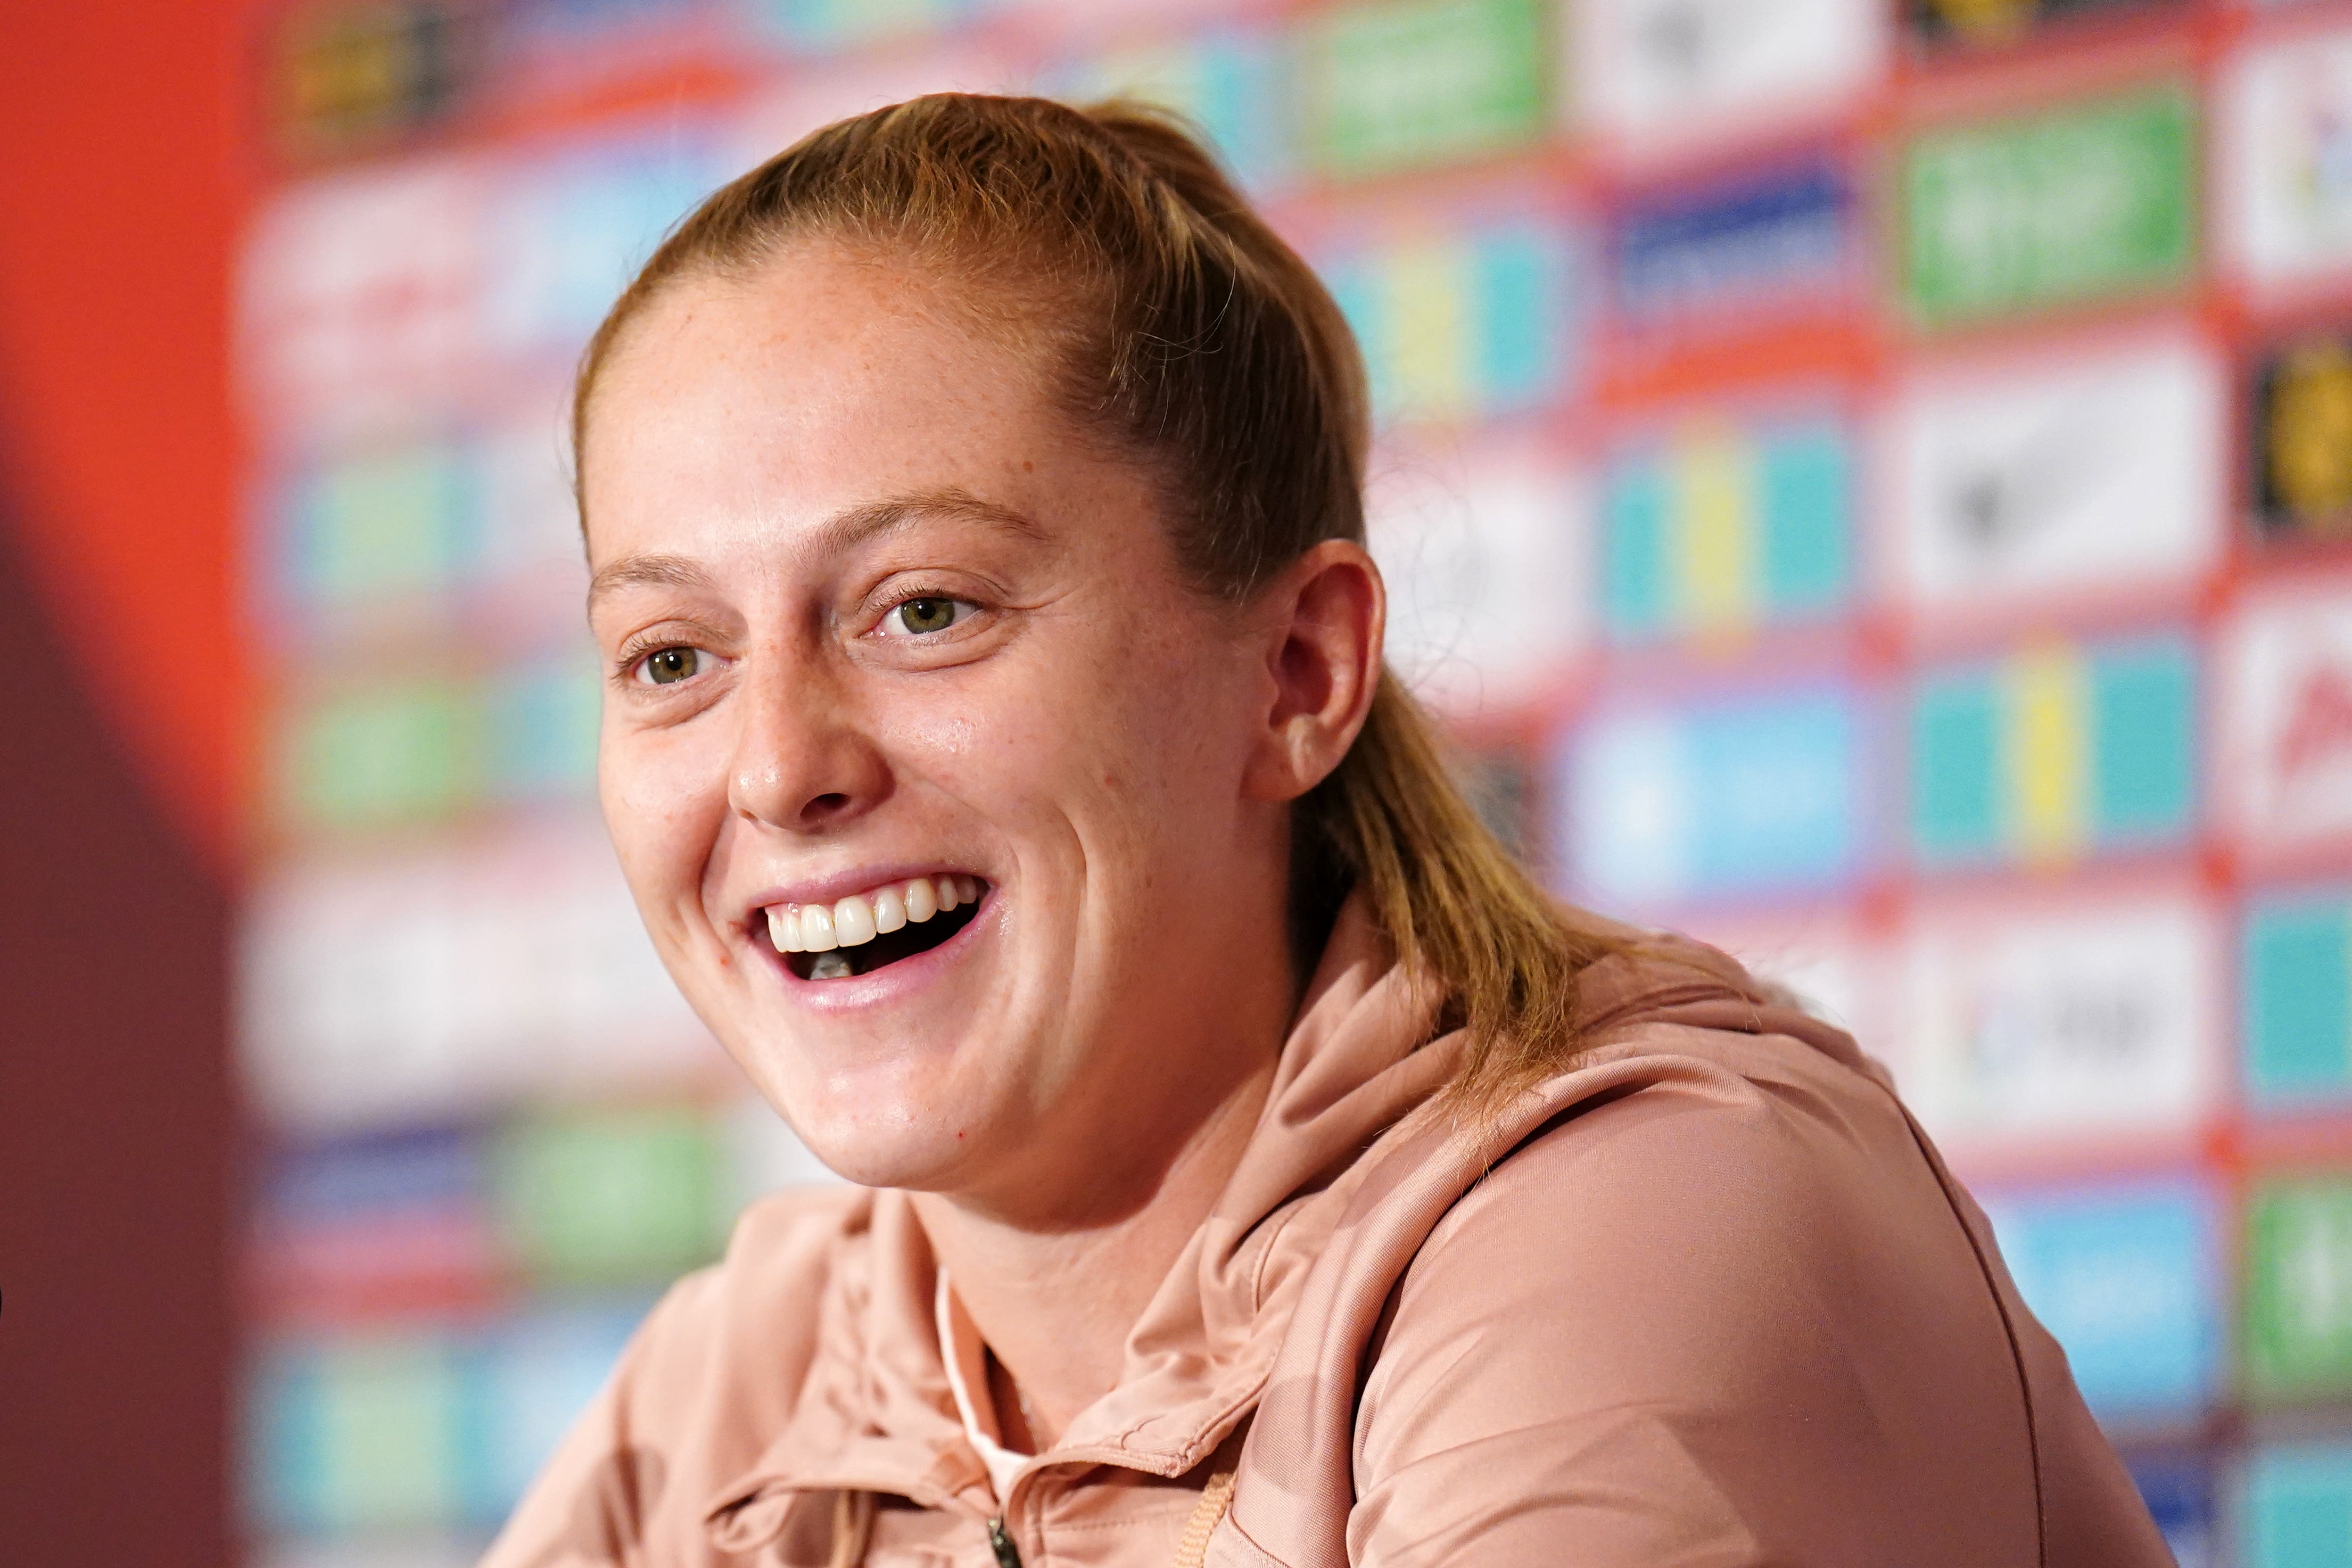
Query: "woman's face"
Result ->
[[582, 246, 1343, 1211]]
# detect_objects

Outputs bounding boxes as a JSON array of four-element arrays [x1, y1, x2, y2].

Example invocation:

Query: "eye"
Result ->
[[881, 596, 976, 637], [634, 646, 702, 686]]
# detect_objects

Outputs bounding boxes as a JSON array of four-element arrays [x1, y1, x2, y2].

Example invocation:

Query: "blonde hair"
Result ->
[[573, 94, 1621, 1108]]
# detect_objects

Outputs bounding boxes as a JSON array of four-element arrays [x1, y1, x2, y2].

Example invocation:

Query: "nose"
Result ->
[[727, 643, 893, 835]]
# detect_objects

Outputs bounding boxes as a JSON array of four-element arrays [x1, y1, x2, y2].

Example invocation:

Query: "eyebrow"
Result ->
[[819, 486, 1050, 552], [586, 553, 717, 605], [586, 487, 1047, 607]]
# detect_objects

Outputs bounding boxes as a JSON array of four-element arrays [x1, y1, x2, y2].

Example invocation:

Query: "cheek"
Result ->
[[1006, 626, 1252, 841], [597, 716, 729, 910], [1107, 620, 1262, 781]]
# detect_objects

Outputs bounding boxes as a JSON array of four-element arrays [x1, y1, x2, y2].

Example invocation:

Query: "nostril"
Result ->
[[803, 792, 854, 820]]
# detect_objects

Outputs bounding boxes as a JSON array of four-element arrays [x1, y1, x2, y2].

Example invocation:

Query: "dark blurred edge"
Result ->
[[0, 484, 233, 1565]]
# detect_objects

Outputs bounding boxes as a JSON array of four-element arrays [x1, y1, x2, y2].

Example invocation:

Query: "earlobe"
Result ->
[[1243, 541, 1385, 804]]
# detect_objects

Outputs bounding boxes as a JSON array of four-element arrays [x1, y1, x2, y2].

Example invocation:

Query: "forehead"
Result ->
[[578, 246, 1102, 565]]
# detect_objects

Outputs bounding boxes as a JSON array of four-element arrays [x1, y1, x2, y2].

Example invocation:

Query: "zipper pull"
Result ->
[[988, 1514, 1024, 1568]]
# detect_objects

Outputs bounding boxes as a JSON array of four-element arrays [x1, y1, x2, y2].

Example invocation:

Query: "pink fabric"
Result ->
[[481, 902, 2173, 1566]]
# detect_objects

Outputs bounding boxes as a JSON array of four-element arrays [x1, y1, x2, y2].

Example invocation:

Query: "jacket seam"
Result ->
[[1891, 1097, 2049, 1568], [1212, 1509, 1289, 1568], [1249, 1202, 1306, 1313]]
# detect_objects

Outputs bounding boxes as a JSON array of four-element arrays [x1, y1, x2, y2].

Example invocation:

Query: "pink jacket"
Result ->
[[483, 905, 2174, 1567]]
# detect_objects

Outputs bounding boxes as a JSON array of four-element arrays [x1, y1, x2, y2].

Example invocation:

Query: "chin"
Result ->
[[726, 1026, 1018, 1194], [795, 1127, 959, 1191], [793, 1103, 1012, 1193]]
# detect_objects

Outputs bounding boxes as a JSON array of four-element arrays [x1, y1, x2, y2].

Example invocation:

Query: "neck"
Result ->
[[910, 1051, 1278, 1447]]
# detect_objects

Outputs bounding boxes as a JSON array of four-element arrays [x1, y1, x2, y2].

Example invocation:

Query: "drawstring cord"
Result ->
[[827, 1489, 874, 1568], [1172, 1471, 1236, 1568]]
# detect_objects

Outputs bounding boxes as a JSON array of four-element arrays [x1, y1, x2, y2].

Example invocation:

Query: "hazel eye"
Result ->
[[637, 647, 700, 685], [887, 597, 972, 636]]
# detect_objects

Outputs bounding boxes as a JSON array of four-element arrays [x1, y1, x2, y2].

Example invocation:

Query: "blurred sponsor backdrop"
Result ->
[[229, 1, 2352, 1564]]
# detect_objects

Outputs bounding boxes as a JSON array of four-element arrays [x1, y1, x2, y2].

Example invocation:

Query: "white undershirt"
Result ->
[[935, 1272, 1031, 1504]]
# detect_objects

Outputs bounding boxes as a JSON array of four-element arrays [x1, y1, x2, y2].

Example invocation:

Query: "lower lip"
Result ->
[[756, 893, 993, 1011]]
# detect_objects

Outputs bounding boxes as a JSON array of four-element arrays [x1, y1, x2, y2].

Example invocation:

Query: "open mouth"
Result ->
[[764, 873, 986, 981]]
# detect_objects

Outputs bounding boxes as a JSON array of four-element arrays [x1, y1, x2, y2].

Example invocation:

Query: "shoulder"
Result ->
[[624, 1183, 874, 1419], [1388, 1014, 1962, 1392], [1471, 930, 1923, 1278], [481, 1183, 873, 1568], [1344, 1014, 2052, 1564], [1448, 928, 1930, 1293]]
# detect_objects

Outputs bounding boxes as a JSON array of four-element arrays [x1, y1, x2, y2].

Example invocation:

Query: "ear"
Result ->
[[1241, 539, 1385, 804]]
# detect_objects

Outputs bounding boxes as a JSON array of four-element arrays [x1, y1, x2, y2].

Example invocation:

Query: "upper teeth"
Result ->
[[766, 874, 981, 955]]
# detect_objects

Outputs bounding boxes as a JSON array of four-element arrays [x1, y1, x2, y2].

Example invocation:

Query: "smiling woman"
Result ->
[[483, 96, 2173, 1568]]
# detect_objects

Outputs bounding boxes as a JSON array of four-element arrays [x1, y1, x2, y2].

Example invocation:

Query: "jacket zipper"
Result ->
[[988, 1514, 1024, 1567]]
